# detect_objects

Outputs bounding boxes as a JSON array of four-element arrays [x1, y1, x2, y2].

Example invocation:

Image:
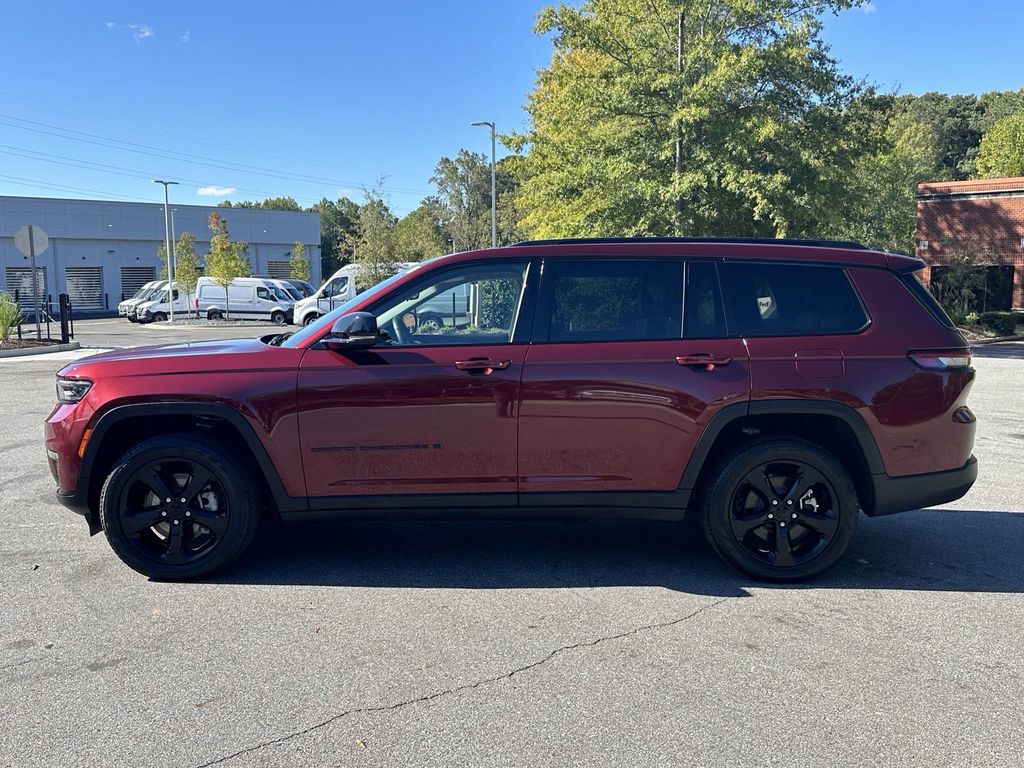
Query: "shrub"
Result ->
[[0, 292, 22, 344], [978, 311, 1018, 336]]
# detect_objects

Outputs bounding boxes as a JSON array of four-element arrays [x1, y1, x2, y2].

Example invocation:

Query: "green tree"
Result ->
[[430, 150, 493, 252], [975, 112, 1024, 178], [394, 204, 446, 261], [219, 196, 302, 211], [347, 187, 399, 290], [290, 241, 311, 281], [205, 212, 250, 319], [510, 0, 874, 240], [830, 97, 944, 253], [309, 196, 360, 277]]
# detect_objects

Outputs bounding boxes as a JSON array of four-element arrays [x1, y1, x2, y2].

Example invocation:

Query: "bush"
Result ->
[[978, 311, 1018, 336], [0, 292, 22, 344]]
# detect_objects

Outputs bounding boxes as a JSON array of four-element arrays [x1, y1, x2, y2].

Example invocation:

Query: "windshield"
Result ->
[[271, 286, 293, 302], [131, 285, 152, 300], [280, 270, 412, 349]]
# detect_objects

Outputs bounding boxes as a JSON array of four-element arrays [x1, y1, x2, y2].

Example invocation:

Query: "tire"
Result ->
[[417, 313, 443, 332], [700, 438, 859, 582], [302, 313, 320, 326], [208, 310, 223, 321], [151, 312, 167, 323], [99, 434, 262, 579], [271, 311, 286, 326], [128, 317, 137, 323]]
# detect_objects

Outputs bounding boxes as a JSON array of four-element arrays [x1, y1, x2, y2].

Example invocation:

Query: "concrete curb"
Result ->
[[0, 341, 81, 359], [970, 334, 1024, 346]]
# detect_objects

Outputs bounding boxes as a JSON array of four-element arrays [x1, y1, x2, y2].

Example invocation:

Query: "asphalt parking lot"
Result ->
[[2, 321, 1023, 767]]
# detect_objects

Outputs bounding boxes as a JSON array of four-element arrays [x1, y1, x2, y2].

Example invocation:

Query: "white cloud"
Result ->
[[179, 29, 190, 44], [106, 21, 155, 43], [197, 186, 236, 197], [862, 1, 877, 13], [127, 24, 154, 42]]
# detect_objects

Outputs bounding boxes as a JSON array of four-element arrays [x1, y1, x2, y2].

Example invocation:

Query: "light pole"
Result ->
[[153, 180, 179, 322], [471, 121, 497, 248]]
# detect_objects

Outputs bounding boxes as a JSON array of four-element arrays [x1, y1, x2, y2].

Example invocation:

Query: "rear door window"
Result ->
[[723, 262, 869, 337], [544, 260, 683, 342]]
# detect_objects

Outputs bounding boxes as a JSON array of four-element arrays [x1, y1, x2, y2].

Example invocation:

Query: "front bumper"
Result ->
[[870, 455, 978, 516]]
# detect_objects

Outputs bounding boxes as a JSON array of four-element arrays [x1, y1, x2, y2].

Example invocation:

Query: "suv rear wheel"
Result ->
[[700, 438, 858, 581], [98, 434, 262, 579]]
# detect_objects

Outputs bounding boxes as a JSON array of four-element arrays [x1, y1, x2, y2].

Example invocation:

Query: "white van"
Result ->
[[194, 277, 294, 325], [134, 282, 193, 323], [118, 281, 165, 321], [293, 263, 415, 326]]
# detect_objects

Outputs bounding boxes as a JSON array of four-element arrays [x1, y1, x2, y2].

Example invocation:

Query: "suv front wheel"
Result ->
[[701, 438, 859, 581], [98, 434, 262, 579]]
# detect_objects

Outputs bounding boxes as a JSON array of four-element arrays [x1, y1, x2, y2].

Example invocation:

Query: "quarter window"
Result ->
[[723, 262, 868, 337], [546, 260, 683, 342]]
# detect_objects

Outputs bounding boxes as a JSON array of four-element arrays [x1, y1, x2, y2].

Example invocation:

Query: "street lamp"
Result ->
[[152, 179, 179, 322], [471, 121, 497, 248]]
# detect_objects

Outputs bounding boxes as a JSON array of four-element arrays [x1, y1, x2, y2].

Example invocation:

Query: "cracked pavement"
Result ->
[[2, 326, 1023, 767]]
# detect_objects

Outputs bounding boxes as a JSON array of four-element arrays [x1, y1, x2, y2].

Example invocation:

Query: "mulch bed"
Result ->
[[0, 338, 63, 351]]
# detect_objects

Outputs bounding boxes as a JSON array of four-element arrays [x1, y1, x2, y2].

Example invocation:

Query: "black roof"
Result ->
[[510, 237, 869, 251]]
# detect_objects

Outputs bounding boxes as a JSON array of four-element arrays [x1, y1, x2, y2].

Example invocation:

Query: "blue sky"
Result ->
[[1, 1, 1022, 217]]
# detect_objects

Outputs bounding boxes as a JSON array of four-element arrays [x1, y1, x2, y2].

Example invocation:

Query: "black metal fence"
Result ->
[[13, 291, 75, 344]]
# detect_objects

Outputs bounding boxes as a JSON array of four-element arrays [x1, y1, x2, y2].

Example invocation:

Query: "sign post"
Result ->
[[14, 224, 50, 340]]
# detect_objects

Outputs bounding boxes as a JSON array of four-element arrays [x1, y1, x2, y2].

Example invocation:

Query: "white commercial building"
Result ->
[[0, 195, 321, 313]]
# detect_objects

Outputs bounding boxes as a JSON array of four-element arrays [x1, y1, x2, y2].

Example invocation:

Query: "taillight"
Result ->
[[908, 350, 972, 370]]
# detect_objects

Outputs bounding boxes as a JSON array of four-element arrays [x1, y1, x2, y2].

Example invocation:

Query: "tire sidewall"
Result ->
[[703, 439, 859, 581], [99, 437, 258, 579]]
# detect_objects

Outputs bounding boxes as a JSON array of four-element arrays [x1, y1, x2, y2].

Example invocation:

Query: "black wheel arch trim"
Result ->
[[73, 402, 307, 516], [677, 399, 886, 491]]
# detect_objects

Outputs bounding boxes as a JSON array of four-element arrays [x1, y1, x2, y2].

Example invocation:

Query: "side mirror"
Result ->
[[324, 311, 378, 350]]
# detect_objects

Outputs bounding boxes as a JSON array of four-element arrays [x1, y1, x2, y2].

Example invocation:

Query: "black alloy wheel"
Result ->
[[117, 458, 228, 566], [729, 461, 839, 568], [701, 439, 858, 581], [99, 434, 261, 579]]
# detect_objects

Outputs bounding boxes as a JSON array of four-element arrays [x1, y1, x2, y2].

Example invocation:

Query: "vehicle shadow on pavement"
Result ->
[[207, 508, 1024, 595]]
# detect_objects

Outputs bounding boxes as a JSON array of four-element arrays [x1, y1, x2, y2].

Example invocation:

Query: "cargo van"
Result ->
[[134, 282, 192, 323], [118, 281, 166, 321], [293, 263, 416, 326], [194, 277, 295, 324]]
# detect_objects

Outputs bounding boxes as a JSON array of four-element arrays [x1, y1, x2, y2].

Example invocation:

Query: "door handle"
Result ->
[[676, 354, 733, 371], [454, 358, 511, 373]]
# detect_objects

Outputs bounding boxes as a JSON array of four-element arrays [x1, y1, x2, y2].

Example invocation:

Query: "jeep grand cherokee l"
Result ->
[[45, 238, 977, 581]]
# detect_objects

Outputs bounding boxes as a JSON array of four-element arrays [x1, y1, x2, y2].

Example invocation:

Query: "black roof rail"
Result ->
[[509, 236, 869, 250]]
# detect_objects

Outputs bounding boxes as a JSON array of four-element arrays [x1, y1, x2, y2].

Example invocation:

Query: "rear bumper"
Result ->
[[869, 456, 978, 516]]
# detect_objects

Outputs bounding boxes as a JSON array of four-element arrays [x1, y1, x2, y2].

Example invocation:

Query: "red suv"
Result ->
[[45, 238, 977, 580]]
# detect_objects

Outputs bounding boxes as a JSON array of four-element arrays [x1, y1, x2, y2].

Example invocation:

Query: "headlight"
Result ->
[[56, 378, 92, 404]]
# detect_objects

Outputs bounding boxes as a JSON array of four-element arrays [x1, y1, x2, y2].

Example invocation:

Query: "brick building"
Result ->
[[916, 176, 1024, 311]]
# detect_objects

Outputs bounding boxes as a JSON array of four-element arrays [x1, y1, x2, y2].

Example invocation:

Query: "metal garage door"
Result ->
[[4, 266, 47, 311], [267, 260, 290, 279], [65, 267, 104, 310], [120, 266, 156, 300]]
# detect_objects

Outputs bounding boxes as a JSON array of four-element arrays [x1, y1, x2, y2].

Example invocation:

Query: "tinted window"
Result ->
[[724, 262, 868, 337], [547, 260, 682, 342], [901, 273, 955, 328], [373, 262, 528, 346], [684, 261, 727, 338]]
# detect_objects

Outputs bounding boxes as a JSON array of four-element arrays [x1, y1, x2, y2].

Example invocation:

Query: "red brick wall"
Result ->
[[916, 177, 1024, 309]]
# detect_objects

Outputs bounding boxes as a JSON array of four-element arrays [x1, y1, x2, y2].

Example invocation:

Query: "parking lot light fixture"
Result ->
[[152, 180, 179, 323], [471, 121, 497, 248]]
